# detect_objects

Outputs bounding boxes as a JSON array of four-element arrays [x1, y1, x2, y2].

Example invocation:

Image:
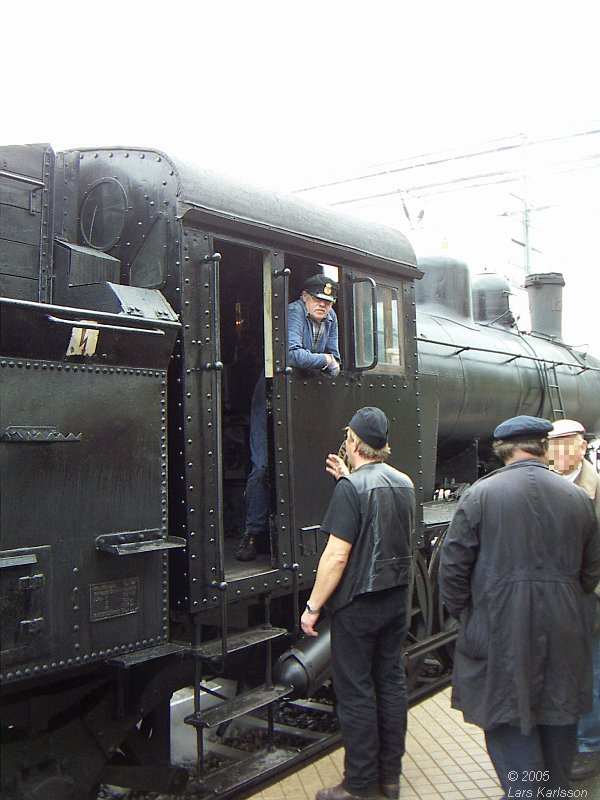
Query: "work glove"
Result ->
[[325, 359, 340, 378]]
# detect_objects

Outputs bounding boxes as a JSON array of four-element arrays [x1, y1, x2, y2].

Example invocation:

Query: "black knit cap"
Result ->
[[493, 415, 553, 440], [303, 274, 338, 301], [348, 407, 389, 449]]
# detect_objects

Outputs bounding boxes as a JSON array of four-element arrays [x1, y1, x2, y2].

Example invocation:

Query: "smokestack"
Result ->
[[524, 272, 565, 340]]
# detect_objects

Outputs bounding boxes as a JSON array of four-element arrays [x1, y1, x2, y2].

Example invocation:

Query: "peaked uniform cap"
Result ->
[[493, 415, 553, 440], [303, 274, 338, 301]]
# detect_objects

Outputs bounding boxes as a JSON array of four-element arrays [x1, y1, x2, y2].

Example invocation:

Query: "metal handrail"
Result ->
[[418, 336, 600, 372], [350, 275, 378, 371], [273, 267, 301, 628], [203, 252, 229, 665], [48, 315, 165, 336]]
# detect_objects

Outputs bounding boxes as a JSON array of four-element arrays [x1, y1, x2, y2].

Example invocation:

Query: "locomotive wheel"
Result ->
[[115, 700, 171, 765], [428, 526, 457, 668], [405, 550, 433, 690]]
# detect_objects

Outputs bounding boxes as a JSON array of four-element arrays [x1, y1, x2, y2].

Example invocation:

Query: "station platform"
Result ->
[[248, 687, 600, 800]]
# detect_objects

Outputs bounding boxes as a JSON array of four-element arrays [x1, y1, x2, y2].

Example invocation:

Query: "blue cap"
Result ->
[[493, 415, 553, 440], [348, 407, 389, 449]]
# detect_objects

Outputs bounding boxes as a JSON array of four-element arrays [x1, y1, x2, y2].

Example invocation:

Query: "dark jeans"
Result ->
[[485, 722, 577, 798], [245, 377, 268, 534], [578, 635, 600, 753], [331, 585, 409, 797]]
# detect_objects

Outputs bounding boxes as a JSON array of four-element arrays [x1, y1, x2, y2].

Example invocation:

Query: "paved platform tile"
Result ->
[[249, 687, 502, 799], [250, 687, 600, 799]]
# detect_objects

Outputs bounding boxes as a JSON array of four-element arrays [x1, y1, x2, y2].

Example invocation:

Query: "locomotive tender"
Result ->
[[1, 143, 599, 800]]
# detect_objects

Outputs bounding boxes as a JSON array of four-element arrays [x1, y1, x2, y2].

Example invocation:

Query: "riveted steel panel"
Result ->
[[0, 298, 179, 684], [0, 546, 53, 669], [1, 143, 54, 301]]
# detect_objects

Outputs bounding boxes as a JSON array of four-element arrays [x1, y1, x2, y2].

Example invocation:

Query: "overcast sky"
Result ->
[[3, 0, 599, 345]]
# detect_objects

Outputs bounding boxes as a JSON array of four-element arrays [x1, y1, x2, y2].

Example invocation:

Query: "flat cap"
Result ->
[[348, 406, 389, 450], [493, 415, 553, 440], [303, 274, 338, 301], [548, 418, 586, 439]]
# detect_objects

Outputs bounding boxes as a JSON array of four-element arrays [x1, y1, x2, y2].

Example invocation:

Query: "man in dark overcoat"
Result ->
[[440, 415, 600, 798]]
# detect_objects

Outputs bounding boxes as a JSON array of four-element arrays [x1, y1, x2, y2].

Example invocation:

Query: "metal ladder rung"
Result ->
[[184, 683, 292, 729], [544, 363, 565, 420], [191, 625, 288, 659]]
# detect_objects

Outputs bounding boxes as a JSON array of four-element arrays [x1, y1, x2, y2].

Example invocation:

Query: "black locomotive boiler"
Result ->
[[1, 143, 599, 800]]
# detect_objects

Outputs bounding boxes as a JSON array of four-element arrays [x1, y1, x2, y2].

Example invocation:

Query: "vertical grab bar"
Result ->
[[203, 253, 229, 663], [273, 268, 300, 628]]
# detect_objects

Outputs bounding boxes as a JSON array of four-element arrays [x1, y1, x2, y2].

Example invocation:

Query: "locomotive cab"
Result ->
[[164, 223, 422, 606], [215, 245, 346, 574], [213, 248, 413, 579]]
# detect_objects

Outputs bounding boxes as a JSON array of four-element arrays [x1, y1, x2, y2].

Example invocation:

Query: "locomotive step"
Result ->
[[184, 683, 292, 729], [104, 642, 189, 668], [190, 625, 289, 659]]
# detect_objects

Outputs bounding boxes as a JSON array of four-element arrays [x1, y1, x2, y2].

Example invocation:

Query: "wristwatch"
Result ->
[[305, 602, 321, 614]]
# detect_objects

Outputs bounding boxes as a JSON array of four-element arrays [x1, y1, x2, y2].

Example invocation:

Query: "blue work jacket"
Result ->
[[287, 299, 341, 371]]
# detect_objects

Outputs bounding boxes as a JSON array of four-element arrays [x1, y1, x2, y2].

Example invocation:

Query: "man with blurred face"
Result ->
[[548, 419, 589, 478], [549, 419, 600, 781]]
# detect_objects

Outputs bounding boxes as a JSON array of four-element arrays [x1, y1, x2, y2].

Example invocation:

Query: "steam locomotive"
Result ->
[[1, 143, 599, 800]]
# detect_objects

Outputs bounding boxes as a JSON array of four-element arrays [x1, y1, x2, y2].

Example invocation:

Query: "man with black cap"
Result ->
[[236, 274, 341, 561], [440, 415, 600, 799], [301, 407, 415, 800]]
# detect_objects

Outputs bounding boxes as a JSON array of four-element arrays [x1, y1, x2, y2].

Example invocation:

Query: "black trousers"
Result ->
[[331, 585, 409, 797], [485, 722, 577, 798]]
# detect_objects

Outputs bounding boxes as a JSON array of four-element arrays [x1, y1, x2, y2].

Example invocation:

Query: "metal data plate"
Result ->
[[89, 578, 140, 622]]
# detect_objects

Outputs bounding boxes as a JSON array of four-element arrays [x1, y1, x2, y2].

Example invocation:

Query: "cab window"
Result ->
[[353, 280, 405, 372]]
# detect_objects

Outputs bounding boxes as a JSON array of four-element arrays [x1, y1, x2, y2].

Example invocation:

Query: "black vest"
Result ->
[[327, 462, 415, 613]]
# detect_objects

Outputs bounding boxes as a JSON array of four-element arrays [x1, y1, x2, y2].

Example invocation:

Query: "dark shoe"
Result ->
[[380, 783, 399, 799], [571, 751, 600, 780], [316, 784, 377, 800], [235, 533, 256, 562]]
